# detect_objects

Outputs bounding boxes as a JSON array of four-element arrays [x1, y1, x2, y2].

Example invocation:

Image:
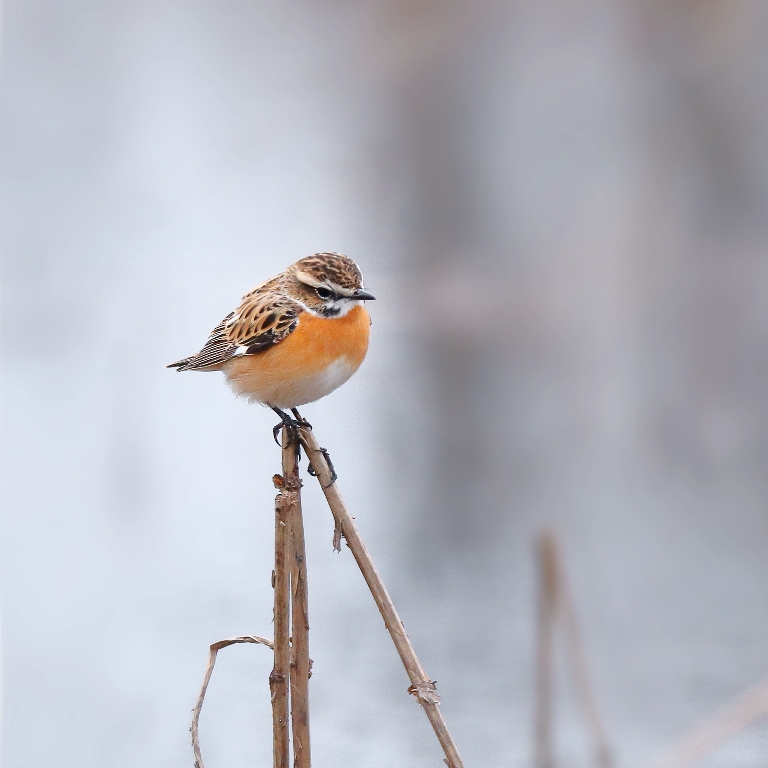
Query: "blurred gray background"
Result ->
[[2, 1, 768, 766]]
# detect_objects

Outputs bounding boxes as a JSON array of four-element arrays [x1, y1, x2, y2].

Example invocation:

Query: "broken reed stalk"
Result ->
[[191, 635, 274, 768], [271, 454, 292, 768], [284, 428, 311, 768], [296, 422, 465, 768], [535, 531, 612, 768]]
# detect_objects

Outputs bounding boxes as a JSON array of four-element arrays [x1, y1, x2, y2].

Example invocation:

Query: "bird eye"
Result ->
[[315, 287, 332, 300]]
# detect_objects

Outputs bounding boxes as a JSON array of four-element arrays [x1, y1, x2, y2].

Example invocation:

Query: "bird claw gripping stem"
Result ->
[[271, 407, 304, 453], [307, 446, 338, 488], [289, 408, 337, 487]]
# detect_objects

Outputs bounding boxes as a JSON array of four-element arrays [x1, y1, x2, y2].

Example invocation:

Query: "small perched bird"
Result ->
[[168, 252, 374, 425]]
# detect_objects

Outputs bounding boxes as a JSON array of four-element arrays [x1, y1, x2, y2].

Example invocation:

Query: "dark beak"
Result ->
[[352, 289, 376, 301]]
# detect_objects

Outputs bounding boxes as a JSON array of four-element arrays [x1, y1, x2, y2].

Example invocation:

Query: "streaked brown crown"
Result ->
[[288, 252, 365, 294]]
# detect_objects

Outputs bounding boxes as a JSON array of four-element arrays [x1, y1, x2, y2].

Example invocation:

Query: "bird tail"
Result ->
[[167, 357, 193, 371]]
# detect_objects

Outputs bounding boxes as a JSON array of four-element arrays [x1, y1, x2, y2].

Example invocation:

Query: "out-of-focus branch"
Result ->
[[645, 677, 768, 768], [535, 534, 558, 768], [555, 536, 612, 768], [535, 530, 612, 768]]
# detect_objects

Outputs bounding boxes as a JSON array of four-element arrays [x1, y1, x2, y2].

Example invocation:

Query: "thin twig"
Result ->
[[283, 429, 311, 768], [296, 420, 465, 768], [272, 464, 292, 768], [644, 677, 768, 768], [191, 635, 274, 768]]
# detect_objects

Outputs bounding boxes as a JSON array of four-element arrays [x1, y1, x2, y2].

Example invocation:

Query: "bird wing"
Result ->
[[168, 289, 300, 371]]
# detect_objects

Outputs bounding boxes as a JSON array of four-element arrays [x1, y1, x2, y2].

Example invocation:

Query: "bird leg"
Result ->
[[271, 407, 303, 454], [290, 408, 338, 487]]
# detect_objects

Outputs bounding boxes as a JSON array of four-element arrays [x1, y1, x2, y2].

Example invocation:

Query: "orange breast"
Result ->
[[223, 304, 371, 407]]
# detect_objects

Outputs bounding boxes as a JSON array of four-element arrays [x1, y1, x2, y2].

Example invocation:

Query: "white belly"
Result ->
[[226, 356, 357, 408]]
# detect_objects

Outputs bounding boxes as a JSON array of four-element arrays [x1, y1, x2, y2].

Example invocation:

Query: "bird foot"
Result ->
[[273, 408, 336, 487], [307, 446, 338, 488], [271, 408, 304, 448]]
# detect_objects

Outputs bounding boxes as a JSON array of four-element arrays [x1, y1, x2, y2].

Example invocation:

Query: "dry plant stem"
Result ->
[[283, 429, 311, 768], [536, 530, 612, 768], [644, 677, 768, 768], [296, 423, 465, 768], [535, 534, 558, 768], [191, 635, 274, 768], [558, 553, 612, 768], [272, 469, 292, 768]]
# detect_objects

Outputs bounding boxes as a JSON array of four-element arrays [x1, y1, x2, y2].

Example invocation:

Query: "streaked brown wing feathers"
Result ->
[[225, 292, 299, 349], [169, 290, 299, 371]]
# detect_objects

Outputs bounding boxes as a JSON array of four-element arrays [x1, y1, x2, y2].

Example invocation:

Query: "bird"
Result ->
[[168, 252, 375, 432]]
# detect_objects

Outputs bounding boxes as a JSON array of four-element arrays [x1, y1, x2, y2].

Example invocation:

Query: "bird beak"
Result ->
[[352, 289, 376, 301]]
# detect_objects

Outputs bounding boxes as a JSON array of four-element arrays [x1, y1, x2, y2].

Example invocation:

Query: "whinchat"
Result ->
[[168, 252, 375, 423]]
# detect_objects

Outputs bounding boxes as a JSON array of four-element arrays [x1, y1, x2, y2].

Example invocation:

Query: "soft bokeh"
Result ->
[[2, 1, 768, 767]]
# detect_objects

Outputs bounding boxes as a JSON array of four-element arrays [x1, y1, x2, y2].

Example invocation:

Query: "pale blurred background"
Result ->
[[2, 1, 768, 766]]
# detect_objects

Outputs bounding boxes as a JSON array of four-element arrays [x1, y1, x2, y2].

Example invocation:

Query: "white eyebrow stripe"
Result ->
[[293, 270, 324, 288], [326, 282, 354, 297]]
